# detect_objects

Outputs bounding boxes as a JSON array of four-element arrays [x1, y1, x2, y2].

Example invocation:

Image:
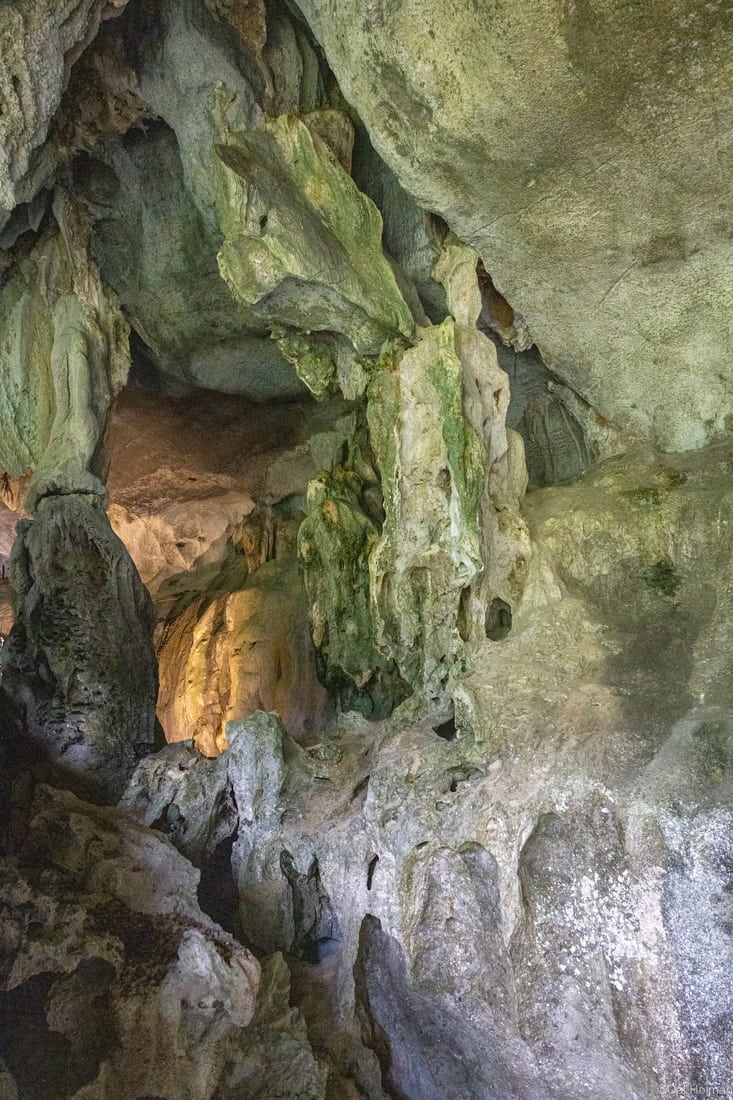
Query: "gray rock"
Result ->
[[354, 913, 549, 1100], [72, 122, 305, 400], [0, 782, 327, 1100], [296, 0, 733, 451], [0, 0, 130, 223], [2, 494, 158, 803]]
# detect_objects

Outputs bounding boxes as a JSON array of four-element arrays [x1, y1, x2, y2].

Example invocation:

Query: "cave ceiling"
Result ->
[[0, 0, 730, 448]]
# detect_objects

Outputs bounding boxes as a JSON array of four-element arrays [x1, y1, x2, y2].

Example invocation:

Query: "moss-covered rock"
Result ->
[[367, 321, 484, 700], [215, 114, 414, 356], [298, 465, 408, 716], [296, 0, 733, 451], [0, 191, 129, 510]]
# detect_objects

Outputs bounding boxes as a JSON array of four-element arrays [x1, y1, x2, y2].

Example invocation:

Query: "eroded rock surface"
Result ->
[[296, 0, 733, 451], [0, 780, 327, 1100], [1, 3, 732, 1097], [104, 382, 341, 751], [1, 494, 157, 803], [122, 441, 733, 1100], [0, 0, 130, 222], [0, 192, 129, 508]]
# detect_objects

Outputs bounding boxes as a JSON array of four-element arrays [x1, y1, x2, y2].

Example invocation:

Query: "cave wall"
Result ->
[[0, 1, 732, 1098]]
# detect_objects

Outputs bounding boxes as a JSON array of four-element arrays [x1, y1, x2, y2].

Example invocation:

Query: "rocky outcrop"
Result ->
[[1, 494, 157, 803], [121, 439, 733, 1100], [1, 4, 732, 1097], [103, 383, 345, 752], [0, 779, 327, 1100], [71, 120, 305, 400], [0, 191, 129, 508], [296, 0, 733, 452], [0, 0, 130, 224], [215, 113, 414, 357], [299, 242, 529, 711], [157, 558, 332, 755]]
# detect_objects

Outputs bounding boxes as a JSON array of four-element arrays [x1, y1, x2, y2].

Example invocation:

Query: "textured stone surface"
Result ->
[[352, 129, 448, 324], [298, 247, 529, 711], [0, 0, 129, 223], [355, 912, 548, 1100], [157, 558, 332, 755], [102, 383, 343, 751], [123, 440, 733, 1100], [298, 460, 404, 716], [1, 494, 157, 803], [296, 0, 733, 451], [0, 193, 129, 507], [367, 322, 485, 698], [0, 780, 329, 1100], [1, 5, 732, 1097], [72, 121, 304, 399], [216, 114, 414, 356]]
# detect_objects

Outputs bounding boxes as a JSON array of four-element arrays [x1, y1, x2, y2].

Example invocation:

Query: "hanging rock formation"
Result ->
[[296, 0, 733, 451], [0, 191, 157, 801]]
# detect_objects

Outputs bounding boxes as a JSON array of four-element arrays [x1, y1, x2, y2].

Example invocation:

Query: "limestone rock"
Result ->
[[352, 130, 448, 323], [298, 252, 529, 710], [363, 245, 528, 702], [0, 781, 328, 1100], [124, 440, 733, 1100], [103, 382, 346, 599], [1, 493, 157, 803], [0, 0, 129, 223], [298, 467, 405, 716], [367, 323, 484, 698], [72, 121, 305, 400], [354, 911, 548, 1100], [0, 192, 130, 509], [215, 114, 415, 356], [123, 712, 302, 952], [101, 384, 344, 750], [296, 0, 733, 450], [157, 559, 332, 755]]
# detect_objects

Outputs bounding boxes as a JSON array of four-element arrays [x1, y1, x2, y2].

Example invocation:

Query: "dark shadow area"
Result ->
[[485, 597, 512, 640], [0, 960, 116, 1100], [197, 831, 242, 939]]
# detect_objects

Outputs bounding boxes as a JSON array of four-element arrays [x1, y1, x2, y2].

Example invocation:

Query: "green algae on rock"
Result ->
[[367, 321, 484, 700], [214, 114, 415, 356], [298, 466, 408, 716], [0, 191, 129, 511]]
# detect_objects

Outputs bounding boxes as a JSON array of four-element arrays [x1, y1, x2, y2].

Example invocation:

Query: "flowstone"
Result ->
[[0, 191, 129, 508], [121, 441, 733, 1100], [367, 322, 485, 699], [215, 114, 414, 356]]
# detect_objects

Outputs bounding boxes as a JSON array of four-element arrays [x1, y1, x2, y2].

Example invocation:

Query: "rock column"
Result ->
[[0, 192, 157, 801]]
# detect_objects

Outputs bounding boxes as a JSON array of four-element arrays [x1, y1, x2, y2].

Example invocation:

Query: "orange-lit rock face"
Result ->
[[104, 380, 342, 753], [157, 560, 332, 756], [0, 499, 17, 639]]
